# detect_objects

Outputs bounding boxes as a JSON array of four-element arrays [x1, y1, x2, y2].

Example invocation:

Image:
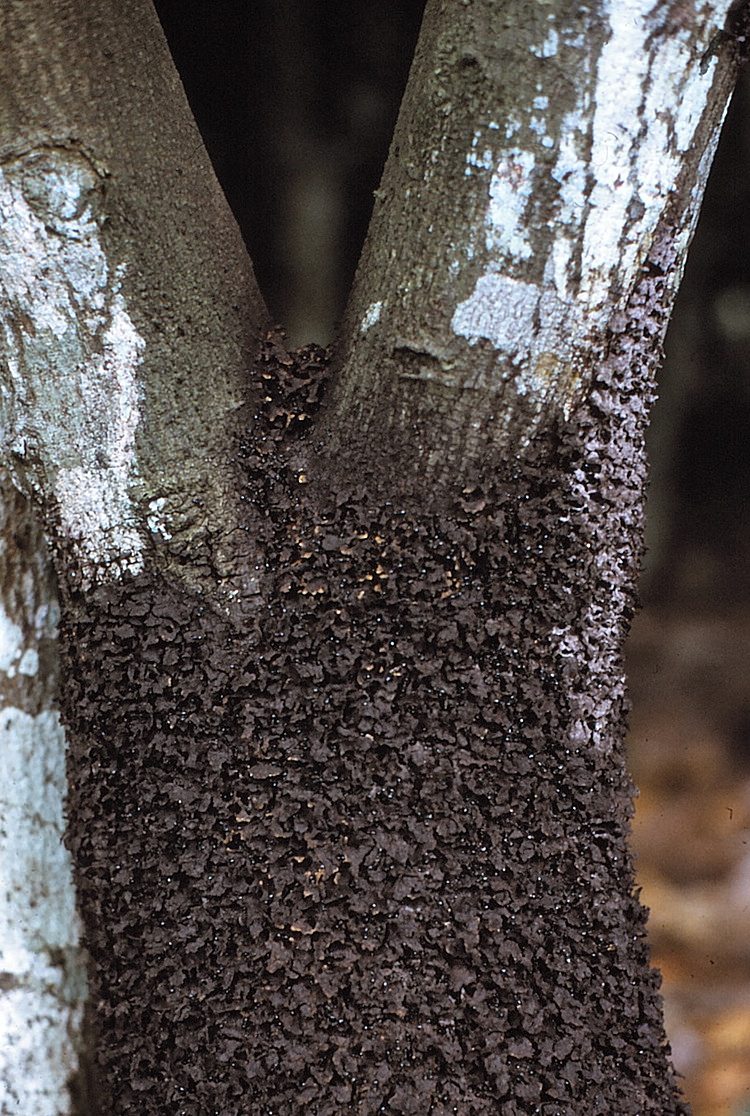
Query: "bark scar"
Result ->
[[393, 336, 460, 386]]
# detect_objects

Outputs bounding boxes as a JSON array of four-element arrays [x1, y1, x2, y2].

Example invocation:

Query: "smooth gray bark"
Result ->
[[324, 0, 742, 480], [0, 0, 748, 1111], [0, 0, 270, 611]]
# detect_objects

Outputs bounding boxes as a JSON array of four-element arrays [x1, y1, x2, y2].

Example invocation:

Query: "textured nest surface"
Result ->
[[62, 333, 686, 1114]]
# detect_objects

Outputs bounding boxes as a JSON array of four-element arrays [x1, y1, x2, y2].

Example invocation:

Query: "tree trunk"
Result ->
[[0, 0, 269, 610], [0, 475, 87, 1114], [323, 0, 739, 474], [0, 0, 747, 1113]]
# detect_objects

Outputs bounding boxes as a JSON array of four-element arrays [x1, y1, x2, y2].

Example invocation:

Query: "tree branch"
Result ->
[[0, 474, 86, 1109], [0, 0, 270, 612], [324, 0, 741, 478]]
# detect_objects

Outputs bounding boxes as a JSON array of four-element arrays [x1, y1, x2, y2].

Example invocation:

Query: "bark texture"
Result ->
[[0, 475, 86, 1115], [324, 0, 741, 477], [1, 0, 748, 1112], [62, 312, 689, 1114], [0, 0, 269, 609]]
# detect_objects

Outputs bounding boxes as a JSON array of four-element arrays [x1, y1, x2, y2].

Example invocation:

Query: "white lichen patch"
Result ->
[[485, 150, 535, 260], [0, 704, 85, 1116], [0, 706, 80, 958], [0, 983, 84, 1116], [452, 273, 580, 408], [452, 274, 539, 356], [530, 26, 559, 59], [450, 0, 717, 412], [0, 148, 146, 580], [360, 300, 384, 333], [146, 495, 174, 541], [0, 595, 46, 678], [0, 609, 25, 676], [0, 592, 85, 1109], [465, 131, 495, 176], [0, 476, 85, 1113], [580, 1, 713, 313]]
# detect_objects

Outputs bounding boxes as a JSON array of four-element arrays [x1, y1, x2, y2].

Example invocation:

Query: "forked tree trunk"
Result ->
[[0, 0, 747, 1112]]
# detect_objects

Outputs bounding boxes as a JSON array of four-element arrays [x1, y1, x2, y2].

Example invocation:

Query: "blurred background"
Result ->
[[627, 68, 750, 1115], [151, 3, 750, 1111]]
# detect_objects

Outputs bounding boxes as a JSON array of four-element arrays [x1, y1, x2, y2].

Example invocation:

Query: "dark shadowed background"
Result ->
[[151, 4, 750, 1111]]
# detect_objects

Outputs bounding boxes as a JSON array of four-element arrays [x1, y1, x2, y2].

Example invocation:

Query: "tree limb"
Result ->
[[325, 0, 741, 478], [0, 0, 270, 612]]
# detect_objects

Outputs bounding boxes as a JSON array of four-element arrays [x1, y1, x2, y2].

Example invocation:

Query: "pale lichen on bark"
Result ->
[[451, 0, 722, 423], [0, 478, 85, 1115], [0, 145, 147, 582], [0, 706, 86, 1116], [327, 0, 737, 468]]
